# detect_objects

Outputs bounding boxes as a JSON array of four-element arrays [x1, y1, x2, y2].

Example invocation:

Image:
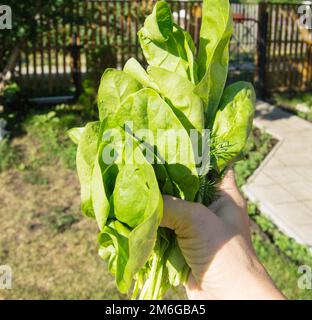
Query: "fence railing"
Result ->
[[10, 0, 312, 97], [265, 3, 312, 93], [14, 0, 203, 94]]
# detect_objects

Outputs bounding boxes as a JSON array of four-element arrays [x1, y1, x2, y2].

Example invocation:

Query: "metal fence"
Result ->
[[9, 0, 312, 97]]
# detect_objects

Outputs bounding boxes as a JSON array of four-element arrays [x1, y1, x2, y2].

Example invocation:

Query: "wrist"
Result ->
[[206, 259, 284, 300], [237, 260, 285, 300], [221, 237, 285, 300], [187, 243, 285, 300]]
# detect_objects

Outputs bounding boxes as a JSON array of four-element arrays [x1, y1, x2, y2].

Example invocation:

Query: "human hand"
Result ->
[[161, 170, 285, 300]]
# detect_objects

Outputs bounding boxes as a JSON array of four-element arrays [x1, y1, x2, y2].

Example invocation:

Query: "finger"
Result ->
[[161, 195, 218, 238], [186, 273, 220, 300], [185, 273, 207, 300], [160, 195, 201, 231], [160, 196, 187, 230]]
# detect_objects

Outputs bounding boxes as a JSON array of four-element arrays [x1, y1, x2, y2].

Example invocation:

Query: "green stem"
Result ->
[[152, 263, 164, 300], [139, 253, 158, 299], [138, 232, 170, 300]]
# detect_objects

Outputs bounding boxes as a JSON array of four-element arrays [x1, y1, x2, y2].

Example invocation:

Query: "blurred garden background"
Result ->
[[0, 0, 312, 299]]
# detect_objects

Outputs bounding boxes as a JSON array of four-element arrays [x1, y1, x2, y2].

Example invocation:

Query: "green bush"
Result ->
[[24, 110, 77, 169], [77, 80, 98, 120]]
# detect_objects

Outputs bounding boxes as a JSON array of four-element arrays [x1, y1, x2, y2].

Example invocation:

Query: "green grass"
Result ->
[[0, 138, 21, 173], [22, 169, 50, 185], [41, 205, 81, 234], [273, 92, 312, 123]]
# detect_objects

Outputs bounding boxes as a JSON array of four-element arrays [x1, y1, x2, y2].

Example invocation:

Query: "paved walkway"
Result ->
[[243, 101, 312, 248]]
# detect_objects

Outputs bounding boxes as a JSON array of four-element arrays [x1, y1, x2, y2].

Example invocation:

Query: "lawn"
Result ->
[[273, 92, 312, 123], [0, 102, 311, 300]]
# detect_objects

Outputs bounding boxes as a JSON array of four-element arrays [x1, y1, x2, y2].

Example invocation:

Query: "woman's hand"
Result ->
[[161, 170, 285, 300]]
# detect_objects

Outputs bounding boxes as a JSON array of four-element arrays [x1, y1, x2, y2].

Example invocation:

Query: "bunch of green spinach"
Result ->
[[69, 0, 255, 300]]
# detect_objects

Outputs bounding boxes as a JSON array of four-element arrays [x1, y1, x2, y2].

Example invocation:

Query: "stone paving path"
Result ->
[[243, 101, 312, 248]]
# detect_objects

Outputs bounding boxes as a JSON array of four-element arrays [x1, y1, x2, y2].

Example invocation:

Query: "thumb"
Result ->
[[219, 169, 245, 206], [209, 169, 246, 213], [209, 169, 250, 241]]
